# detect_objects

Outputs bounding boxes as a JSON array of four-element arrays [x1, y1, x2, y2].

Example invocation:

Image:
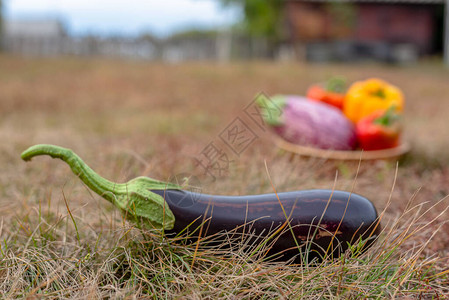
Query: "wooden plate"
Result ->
[[274, 136, 410, 161]]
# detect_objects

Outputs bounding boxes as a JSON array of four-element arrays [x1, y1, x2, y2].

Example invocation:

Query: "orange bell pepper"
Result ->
[[343, 78, 404, 123], [307, 77, 346, 110]]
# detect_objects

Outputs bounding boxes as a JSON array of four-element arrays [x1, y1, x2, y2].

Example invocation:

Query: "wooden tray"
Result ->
[[274, 136, 410, 161]]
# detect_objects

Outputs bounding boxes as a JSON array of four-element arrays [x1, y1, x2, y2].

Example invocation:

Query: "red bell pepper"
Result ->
[[356, 107, 401, 151]]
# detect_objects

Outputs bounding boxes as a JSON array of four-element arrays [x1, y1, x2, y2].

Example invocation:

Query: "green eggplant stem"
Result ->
[[255, 93, 285, 126], [21, 144, 181, 230]]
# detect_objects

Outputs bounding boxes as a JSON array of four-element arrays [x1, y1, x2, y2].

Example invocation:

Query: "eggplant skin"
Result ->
[[152, 189, 381, 261]]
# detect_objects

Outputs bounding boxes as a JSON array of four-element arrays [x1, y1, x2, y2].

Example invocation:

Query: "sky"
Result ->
[[3, 0, 240, 37]]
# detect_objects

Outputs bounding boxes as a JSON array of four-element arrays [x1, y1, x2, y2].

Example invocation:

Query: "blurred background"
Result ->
[[1, 3, 449, 296], [0, 0, 447, 64]]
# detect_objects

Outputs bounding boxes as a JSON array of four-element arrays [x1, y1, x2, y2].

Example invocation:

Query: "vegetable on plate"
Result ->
[[343, 78, 404, 123], [21, 144, 381, 261], [306, 77, 347, 110], [257, 94, 357, 151], [356, 106, 401, 151]]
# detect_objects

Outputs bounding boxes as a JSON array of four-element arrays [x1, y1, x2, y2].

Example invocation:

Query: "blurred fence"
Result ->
[[2, 32, 291, 62]]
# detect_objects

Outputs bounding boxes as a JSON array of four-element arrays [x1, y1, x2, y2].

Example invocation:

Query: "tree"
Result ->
[[219, 0, 285, 55]]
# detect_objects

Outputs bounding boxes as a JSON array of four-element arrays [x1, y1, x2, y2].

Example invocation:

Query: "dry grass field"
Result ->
[[1, 54, 449, 298]]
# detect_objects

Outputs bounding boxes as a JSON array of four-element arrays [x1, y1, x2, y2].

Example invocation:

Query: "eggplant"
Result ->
[[256, 94, 357, 150], [21, 144, 381, 262], [153, 189, 380, 261]]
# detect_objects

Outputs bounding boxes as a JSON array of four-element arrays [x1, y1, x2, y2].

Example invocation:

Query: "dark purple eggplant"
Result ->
[[21, 144, 381, 261], [153, 189, 380, 261]]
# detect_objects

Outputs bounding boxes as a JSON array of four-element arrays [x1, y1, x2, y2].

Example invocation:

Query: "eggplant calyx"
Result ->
[[21, 144, 180, 230], [255, 93, 285, 126]]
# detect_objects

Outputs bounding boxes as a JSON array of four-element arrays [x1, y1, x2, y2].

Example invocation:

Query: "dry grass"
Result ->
[[1, 55, 449, 298]]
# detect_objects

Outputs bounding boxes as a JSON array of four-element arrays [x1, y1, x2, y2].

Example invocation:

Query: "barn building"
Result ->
[[285, 0, 445, 62]]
